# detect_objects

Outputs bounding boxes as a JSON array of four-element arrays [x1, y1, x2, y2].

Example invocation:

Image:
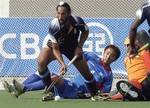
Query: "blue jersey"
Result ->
[[57, 52, 113, 98], [71, 51, 113, 93]]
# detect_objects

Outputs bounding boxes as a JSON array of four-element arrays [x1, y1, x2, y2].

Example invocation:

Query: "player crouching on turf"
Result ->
[[109, 34, 150, 101], [2, 45, 121, 101]]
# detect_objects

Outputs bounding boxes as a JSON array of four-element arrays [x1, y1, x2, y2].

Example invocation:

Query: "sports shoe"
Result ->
[[77, 91, 91, 99], [42, 92, 55, 101], [12, 79, 24, 98], [117, 80, 141, 101], [91, 90, 108, 101], [109, 89, 119, 96], [119, 82, 138, 98], [2, 81, 18, 98]]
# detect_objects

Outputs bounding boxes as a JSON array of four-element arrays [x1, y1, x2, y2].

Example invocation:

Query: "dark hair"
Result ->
[[104, 44, 121, 60], [56, 1, 71, 13]]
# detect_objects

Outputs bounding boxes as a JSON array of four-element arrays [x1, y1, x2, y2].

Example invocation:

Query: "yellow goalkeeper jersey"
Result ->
[[139, 50, 150, 73], [124, 55, 147, 83]]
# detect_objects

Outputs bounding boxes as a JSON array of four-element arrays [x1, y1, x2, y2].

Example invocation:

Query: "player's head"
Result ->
[[124, 37, 131, 54], [124, 37, 139, 54], [136, 29, 150, 48], [56, 2, 71, 26], [102, 45, 121, 65]]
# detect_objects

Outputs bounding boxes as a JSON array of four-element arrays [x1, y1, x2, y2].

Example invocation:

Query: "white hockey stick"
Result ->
[[46, 55, 78, 94]]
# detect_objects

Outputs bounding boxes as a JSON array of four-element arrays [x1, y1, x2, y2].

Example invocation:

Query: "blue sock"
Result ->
[[23, 80, 46, 92], [23, 73, 41, 85], [54, 87, 59, 96]]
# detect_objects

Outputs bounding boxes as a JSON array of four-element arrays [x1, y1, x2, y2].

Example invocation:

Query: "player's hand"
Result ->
[[128, 47, 137, 58], [59, 63, 67, 74], [74, 46, 83, 58]]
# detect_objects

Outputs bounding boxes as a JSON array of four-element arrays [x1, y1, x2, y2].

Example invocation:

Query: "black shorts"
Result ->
[[141, 73, 150, 101], [60, 46, 83, 61], [47, 40, 82, 61]]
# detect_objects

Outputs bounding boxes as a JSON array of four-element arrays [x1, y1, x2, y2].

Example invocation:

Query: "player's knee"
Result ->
[[38, 58, 49, 73]]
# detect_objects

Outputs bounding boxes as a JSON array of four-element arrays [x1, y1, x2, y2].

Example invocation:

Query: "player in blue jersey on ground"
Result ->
[[3, 44, 121, 101]]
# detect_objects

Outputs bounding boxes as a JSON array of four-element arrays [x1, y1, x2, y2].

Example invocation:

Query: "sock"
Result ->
[[22, 73, 41, 85], [38, 68, 52, 87], [23, 80, 46, 92], [54, 87, 59, 96], [85, 76, 97, 96]]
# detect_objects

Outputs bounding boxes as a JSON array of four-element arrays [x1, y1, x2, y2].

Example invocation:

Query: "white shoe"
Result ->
[[119, 82, 138, 98], [117, 80, 141, 101]]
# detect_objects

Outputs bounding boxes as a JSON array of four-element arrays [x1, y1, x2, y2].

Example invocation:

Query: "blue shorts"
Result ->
[[57, 79, 87, 98]]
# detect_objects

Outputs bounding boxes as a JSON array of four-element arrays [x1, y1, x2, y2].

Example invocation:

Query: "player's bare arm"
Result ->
[[51, 43, 67, 72], [129, 1, 149, 57], [129, 17, 144, 49], [75, 25, 89, 57]]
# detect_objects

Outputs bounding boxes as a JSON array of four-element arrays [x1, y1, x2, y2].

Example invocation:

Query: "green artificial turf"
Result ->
[[0, 90, 149, 108]]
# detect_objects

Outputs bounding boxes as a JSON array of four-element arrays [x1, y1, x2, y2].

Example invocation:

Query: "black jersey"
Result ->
[[48, 15, 88, 48], [136, 1, 150, 27]]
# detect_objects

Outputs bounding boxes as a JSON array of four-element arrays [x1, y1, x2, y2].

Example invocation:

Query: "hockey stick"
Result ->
[[129, 40, 150, 58], [137, 40, 150, 53], [46, 55, 78, 94]]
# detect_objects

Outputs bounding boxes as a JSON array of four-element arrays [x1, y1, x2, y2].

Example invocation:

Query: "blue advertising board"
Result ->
[[0, 18, 148, 76]]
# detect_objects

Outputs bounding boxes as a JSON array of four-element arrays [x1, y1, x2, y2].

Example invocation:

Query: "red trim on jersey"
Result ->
[[100, 60, 111, 75], [96, 82, 104, 90]]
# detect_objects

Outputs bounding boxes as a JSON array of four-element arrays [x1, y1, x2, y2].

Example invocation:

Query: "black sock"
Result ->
[[39, 69, 54, 93], [85, 76, 97, 96], [39, 69, 52, 86]]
